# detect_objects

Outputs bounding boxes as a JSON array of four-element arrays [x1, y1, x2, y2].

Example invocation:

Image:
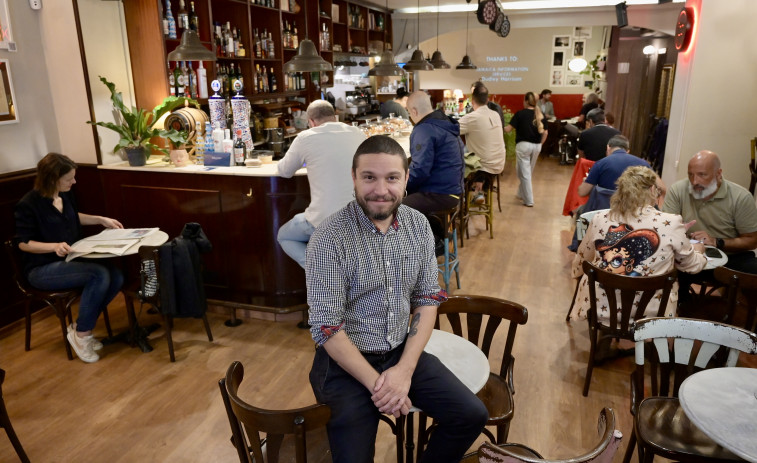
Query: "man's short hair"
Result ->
[[352, 135, 408, 173], [586, 108, 605, 125], [540, 89, 552, 98], [471, 86, 489, 106], [407, 91, 432, 114], [396, 87, 409, 99], [607, 135, 630, 152], [471, 81, 487, 92], [307, 100, 336, 122]]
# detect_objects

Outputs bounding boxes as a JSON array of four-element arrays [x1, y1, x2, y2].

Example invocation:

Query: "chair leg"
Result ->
[[442, 237, 451, 293], [496, 422, 510, 444], [566, 278, 581, 321], [24, 299, 31, 352], [582, 327, 596, 396], [102, 307, 113, 338], [496, 175, 501, 212], [0, 398, 31, 463], [405, 413, 415, 463], [164, 315, 175, 362], [202, 314, 213, 342], [622, 428, 636, 463], [56, 302, 74, 360]]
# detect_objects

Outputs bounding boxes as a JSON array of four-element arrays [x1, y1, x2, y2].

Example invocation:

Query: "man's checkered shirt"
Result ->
[[306, 201, 447, 353]]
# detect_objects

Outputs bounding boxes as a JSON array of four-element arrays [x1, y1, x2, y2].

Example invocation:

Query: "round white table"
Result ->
[[82, 230, 169, 258], [679, 367, 757, 463]]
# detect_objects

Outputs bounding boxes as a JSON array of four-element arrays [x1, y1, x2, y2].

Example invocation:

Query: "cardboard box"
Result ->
[[204, 151, 231, 167]]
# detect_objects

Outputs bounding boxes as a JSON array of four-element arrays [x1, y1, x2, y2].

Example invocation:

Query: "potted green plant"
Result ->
[[88, 76, 198, 166]]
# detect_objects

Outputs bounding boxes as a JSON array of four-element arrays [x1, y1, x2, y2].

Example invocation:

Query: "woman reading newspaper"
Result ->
[[14, 153, 124, 363]]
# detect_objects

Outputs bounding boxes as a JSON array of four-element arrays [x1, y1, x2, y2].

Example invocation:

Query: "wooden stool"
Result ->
[[428, 205, 461, 293], [464, 173, 496, 239]]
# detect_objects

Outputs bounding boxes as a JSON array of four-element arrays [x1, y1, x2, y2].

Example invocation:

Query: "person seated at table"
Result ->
[[565, 92, 600, 137], [306, 135, 488, 463], [577, 135, 649, 198], [576, 109, 621, 162], [459, 85, 506, 204], [404, 91, 464, 241], [14, 153, 125, 364], [571, 166, 706, 321], [380, 87, 409, 120], [538, 89, 556, 120], [277, 99, 366, 268]]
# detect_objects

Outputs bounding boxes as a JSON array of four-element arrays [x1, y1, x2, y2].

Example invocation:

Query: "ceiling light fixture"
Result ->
[[456, 10, 477, 69], [396, 0, 685, 14], [429, 0, 451, 69], [167, 30, 216, 62], [368, 0, 407, 76], [568, 58, 588, 72], [283, 0, 333, 73], [404, 0, 434, 71]]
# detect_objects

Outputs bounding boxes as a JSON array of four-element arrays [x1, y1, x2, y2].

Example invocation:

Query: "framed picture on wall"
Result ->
[[566, 71, 583, 87], [551, 69, 564, 87], [573, 40, 585, 58], [573, 26, 592, 39], [0, 59, 18, 124], [553, 35, 570, 48], [0, 0, 14, 51], [552, 51, 564, 67]]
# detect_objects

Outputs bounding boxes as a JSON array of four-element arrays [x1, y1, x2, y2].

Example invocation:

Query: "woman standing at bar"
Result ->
[[14, 153, 124, 363], [505, 92, 547, 207]]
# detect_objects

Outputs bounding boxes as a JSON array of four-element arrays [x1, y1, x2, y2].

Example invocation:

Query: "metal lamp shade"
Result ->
[[404, 49, 434, 71], [429, 50, 451, 69], [456, 55, 477, 69], [368, 51, 406, 76], [283, 39, 333, 72], [166, 29, 216, 62]]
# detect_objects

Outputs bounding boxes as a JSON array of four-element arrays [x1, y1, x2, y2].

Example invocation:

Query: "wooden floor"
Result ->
[[0, 155, 746, 462]]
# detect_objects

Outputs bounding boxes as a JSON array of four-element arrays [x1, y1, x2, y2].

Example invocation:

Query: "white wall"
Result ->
[[0, 2, 63, 173], [663, 0, 757, 189]]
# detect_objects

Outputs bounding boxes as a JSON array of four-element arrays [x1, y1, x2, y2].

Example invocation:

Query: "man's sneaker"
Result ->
[[473, 193, 485, 205], [66, 330, 100, 363], [68, 324, 102, 350]]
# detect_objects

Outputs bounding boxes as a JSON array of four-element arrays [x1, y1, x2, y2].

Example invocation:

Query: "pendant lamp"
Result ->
[[368, 0, 406, 76], [404, 0, 434, 71], [429, 0, 450, 69], [283, 0, 332, 72], [456, 11, 477, 69], [167, 29, 216, 62]]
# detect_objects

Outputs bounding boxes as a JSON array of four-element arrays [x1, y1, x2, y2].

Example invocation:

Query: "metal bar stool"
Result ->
[[428, 205, 461, 293]]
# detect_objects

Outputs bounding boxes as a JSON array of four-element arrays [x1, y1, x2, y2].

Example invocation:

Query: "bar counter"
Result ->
[[98, 157, 311, 314]]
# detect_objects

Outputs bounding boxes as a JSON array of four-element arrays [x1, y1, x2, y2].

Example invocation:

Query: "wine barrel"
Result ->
[[164, 107, 209, 140]]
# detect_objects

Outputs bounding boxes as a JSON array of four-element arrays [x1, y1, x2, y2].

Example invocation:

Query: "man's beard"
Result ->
[[689, 178, 718, 199], [355, 192, 402, 221]]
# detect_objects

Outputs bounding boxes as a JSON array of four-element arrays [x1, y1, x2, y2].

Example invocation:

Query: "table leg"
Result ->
[[102, 293, 156, 353]]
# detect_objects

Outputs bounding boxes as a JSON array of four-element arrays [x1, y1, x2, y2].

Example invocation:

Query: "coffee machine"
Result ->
[[265, 128, 285, 159]]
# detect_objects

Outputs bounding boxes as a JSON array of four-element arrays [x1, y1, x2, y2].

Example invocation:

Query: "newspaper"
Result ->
[[65, 228, 159, 262]]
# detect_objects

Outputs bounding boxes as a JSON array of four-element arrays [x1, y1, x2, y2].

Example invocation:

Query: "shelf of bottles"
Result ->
[[163, 0, 213, 101]]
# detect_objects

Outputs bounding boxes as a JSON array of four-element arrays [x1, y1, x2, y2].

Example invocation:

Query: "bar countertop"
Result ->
[[98, 157, 306, 177]]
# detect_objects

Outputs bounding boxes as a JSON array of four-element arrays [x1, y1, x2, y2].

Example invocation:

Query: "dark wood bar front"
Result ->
[[98, 165, 310, 313]]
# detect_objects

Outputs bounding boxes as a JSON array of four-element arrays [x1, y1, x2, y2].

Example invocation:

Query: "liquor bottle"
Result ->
[[270, 70, 277, 93], [284, 21, 291, 48], [298, 72, 305, 90], [189, 1, 199, 31], [181, 61, 190, 97], [215, 22, 223, 56], [189, 62, 198, 98], [173, 64, 184, 96], [204, 121, 214, 153], [177, 0, 188, 31], [212, 122, 224, 153], [267, 31, 275, 58], [261, 65, 269, 93], [228, 63, 236, 96], [194, 121, 204, 165], [168, 62, 176, 96], [254, 29, 262, 59], [234, 129, 246, 166], [166, 0, 177, 39], [253, 64, 259, 94], [232, 27, 239, 56], [237, 37, 246, 58], [292, 22, 298, 49], [197, 61, 208, 98], [225, 22, 235, 57], [163, 4, 170, 36], [261, 29, 268, 59]]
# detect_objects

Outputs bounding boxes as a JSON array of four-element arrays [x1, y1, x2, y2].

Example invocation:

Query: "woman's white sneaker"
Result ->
[[67, 323, 102, 350], [66, 331, 100, 363]]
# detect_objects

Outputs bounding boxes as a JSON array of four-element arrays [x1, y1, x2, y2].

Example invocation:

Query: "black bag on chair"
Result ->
[[158, 223, 213, 318]]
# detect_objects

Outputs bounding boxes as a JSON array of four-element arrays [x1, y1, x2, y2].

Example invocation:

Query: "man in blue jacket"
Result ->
[[404, 91, 465, 224]]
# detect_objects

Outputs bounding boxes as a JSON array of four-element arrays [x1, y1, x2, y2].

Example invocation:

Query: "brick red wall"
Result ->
[[490, 94, 584, 120]]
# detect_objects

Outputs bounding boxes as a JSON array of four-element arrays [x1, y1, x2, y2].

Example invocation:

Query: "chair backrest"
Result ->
[[219, 361, 331, 463], [582, 186, 614, 215], [436, 295, 528, 380], [477, 408, 622, 463], [630, 317, 757, 404], [582, 260, 676, 336], [713, 266, 757, 331], [4, 240, 31, 294]]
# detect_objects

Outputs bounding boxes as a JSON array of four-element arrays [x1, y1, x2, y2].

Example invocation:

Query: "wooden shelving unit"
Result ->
[[122, 0, 391, 111]]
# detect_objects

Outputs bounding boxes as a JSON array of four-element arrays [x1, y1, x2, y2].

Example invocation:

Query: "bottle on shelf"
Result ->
[[254, 64, 260, 94], [228, 63, 236, 96], [165, 0, 177, 39], [292, 22, 299, 49], [234, 129, 246, 166], [261, 29, 269, 59], [189, 62, 198, 98], [270, 69, 277, 93], [174, 63, 185, 96], [212, 122, 224, 153], [267, 31, 275, 58], [204, 121, 214, 153], [197, 61, 208, 99], [177, 0, 188, 31], [189, 1, 198, 32], [215, 22, 223, 56], [225, 22, 235, 57], [168, 62, 176, 96], [194, 121, 204, 165]]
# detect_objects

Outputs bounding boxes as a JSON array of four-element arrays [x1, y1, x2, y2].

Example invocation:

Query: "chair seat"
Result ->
[[637, 397, 742, 461], [476, 372, 514, 424], [461, 442, 543, 463]]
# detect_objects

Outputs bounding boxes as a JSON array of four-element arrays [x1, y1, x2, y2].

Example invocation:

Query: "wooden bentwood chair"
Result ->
[[219, 361, 331, 463], [415, 295, 528, 460], [461, 407, 622, 463], [0, 368, 30, 463], [4, 240, 112, 360], [623, 317, 757, 463], [581, 261, 676, 396]]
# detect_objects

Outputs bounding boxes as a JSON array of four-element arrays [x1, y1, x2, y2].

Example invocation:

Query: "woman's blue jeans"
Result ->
[[28, 260, 124, 332]]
